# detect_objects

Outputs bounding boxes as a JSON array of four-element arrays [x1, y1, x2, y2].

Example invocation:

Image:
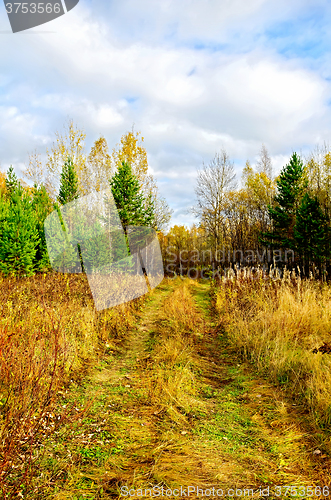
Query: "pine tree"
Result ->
[[44, 201, 82, 274], [5, 165, 20, 199], [0, 187, 40, 277], [294, 193, 329, 275], [58, 157, 79, 206], [56, 156, 82, 269], [31, 184, 54, 271], [102, 161, 155, 273], [260, 152, 306, 251], [109, 161, 155, 231]]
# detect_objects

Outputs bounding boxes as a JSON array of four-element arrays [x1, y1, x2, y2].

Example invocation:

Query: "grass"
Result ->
[[0, 271, 145, 498], [2, 272, 331, 498], [211, 267, 331, 434]]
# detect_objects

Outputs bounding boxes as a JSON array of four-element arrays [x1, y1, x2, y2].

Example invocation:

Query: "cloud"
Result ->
[[1, 0, 331, 227]]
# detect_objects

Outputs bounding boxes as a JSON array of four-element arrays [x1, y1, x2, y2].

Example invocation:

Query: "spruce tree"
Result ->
[[0, 184, 40, 277], [44, 201, 82, 274], [109, 161, 155, 230], [5, 165, 20, 199], [260, 152, 306, 251], [58, 157, 79, 205], [105, 161, 155, 272], [56, 157, 82, 269], [31, 184, 54, 271], [294, 192, 329, 275]]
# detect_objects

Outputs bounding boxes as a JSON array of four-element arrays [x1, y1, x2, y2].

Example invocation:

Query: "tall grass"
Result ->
[[212, 266, 331, 432], [147, 279, 205, 423], [0, 271, 144, 497]]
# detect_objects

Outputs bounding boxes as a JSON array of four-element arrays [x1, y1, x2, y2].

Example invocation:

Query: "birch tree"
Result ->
[[193, 149, 237, 255]]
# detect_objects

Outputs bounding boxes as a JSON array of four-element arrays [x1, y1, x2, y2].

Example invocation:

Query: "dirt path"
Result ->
[[37, 278, 331, 500]]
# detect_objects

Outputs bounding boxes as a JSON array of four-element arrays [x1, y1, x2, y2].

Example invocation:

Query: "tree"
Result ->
[[101, 161, 155, 272], [256, 143, 273, 179], [87, 136, 113, 192], [57, 157, 79, 206], [240, 159, 275, 260], [0, 181, 40, 277], [260, 152, 306, 251], [294, 193, 329, 275], [55, 156, 84, 271], [111, 127, 148, 181], [305, 142, 331, 221], [0, 169, 6, 197], [5, 165, 20, 199], [109, 161, 155, 231], [193, 149, 237, 257], [111, 127, 172, 230], [24, 149, 48, 191], [44, 119, 88, 199], [31, 184, 54, 271]]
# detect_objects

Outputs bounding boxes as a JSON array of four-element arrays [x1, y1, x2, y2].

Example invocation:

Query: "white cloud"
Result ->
[[1, 0, 331, 225]]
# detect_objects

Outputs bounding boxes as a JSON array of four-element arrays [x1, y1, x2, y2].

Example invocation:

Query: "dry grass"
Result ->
[[146, 279, 205, 423], [212, 266, 331, 433], [3, 271, 331, 498], [0, 271, 144, 498]]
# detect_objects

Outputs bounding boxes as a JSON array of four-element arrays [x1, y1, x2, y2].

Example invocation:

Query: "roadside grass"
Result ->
[[31, 276, 331, 499], [3, 273, 331, 498], [211, 268, 331, 435], [188, 280, 331, 491], [27, 279, 175, 498], [0, 271, 145, 498]]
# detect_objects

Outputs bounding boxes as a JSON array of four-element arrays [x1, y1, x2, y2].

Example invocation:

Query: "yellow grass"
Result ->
[[146, 279, 205, 423], [0, 271, 144, 497], [213, 268, 331, 431]]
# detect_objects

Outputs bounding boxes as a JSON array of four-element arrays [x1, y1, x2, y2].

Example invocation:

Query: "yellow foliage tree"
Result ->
[[87, 136, 113, 192], [111, 127, 148, 181], [0, 169, 6, 196], [305, 143, 331, 216], [111, 127, 172, 230], [24, 149, 44, 187], [44, 119, 88, 199]]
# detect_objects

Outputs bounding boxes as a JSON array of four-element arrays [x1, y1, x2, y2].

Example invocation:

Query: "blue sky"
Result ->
[[1, 0, 331, 227]]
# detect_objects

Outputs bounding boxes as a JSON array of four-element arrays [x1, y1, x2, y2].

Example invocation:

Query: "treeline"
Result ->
[[0, 123, 171, 277], [2, 128, 331, 281], [160, 144, 331, 280]]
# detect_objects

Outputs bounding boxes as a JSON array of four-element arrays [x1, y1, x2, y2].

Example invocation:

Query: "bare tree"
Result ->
[[193, 149, 237, 254], [256, 144, 272, 179]]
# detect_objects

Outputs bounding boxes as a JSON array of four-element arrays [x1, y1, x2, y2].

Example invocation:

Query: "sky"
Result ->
[[1, 0, 331, 228]]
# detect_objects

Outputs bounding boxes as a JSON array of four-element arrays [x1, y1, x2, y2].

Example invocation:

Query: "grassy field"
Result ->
[[1, 273, 331, 498], [212, 267, 331, 431]]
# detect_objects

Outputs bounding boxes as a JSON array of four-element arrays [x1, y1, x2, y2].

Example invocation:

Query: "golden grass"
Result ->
[[3, 271, 331, 497], [213, 267, 331, 432], [0, 271, 144, 497], [145, 279, 205, 423]]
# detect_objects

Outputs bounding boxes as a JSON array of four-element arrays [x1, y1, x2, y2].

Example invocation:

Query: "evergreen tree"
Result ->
[[0, 193, 9, 252], [109, 161, 155, 231], [5, 165, 20, 199], [260, 152, 306, 251], [31, 184, 54, 271], [44, 201, 82, 274], [56, 157, 82, 269], [0, 187, 40, 277], [57, 157, 79, 205], [294, 192, 329, 275], [103, 161, 155, 273]]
